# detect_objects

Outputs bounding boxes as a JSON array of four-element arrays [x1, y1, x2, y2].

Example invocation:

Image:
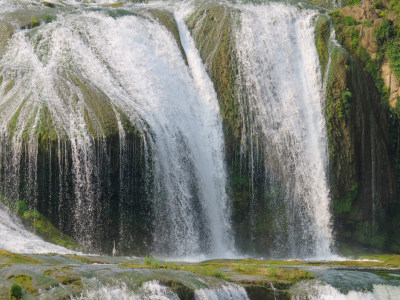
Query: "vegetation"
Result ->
[[9, 284, 22, 300], [328, 0, 400, 253], [344, 0, 361, 7], [0, 192, 81, 250]]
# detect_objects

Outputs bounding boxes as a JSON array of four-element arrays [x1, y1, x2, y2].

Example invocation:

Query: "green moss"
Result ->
[[64, 255, 107, 264], [356, 221, 387, 248], [0, 250, 39, 264], [30, 16, 40, 28], [315, 16, 330, 75], [8, 274, 36, 295], [333, 183, 358, 214], [42, 1, 57, 8]]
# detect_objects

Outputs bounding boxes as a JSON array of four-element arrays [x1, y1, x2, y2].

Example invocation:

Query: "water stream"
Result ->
[[236, 2, 333, 258]]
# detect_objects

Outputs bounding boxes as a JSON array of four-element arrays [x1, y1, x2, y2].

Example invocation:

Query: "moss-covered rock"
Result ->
[[315, 15, 331, 76], [0, 21, 13, 59], [2, 10, 55, 29]]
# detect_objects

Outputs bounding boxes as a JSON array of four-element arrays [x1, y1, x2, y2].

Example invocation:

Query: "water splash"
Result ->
[[292, 280, 400, 300]]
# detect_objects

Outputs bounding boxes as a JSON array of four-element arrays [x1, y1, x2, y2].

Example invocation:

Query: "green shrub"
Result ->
[[387, 41, 400, 80], [212, 269, 227, 280], [364, 20, 373, 27], [356, 46, 371, 63], [30, 209, 41, 220], [9, 283, 22, 300], [144, 255, 160, 268], [345, 0, 361, 6], [374, 0, 385, 9], [343, 16, 359, 26], [350, 28, 360, 49], [375, 19, 394, 46], [15, 201, 28, 216], [342, 88, 352, 119], [390, 0, 400, 14]]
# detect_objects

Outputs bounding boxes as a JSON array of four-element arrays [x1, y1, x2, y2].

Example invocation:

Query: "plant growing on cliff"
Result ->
[[9, 283, 22, 300]]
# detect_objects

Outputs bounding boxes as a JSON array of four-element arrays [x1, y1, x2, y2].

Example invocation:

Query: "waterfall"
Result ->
[[235, 3, 333, 258], [0, 1, 232, 256], [0, 0, 335, 258]]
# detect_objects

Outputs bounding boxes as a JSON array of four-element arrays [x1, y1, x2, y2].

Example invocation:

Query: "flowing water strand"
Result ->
[[174, 4, 232, 258], [235, 3, 333, 258]]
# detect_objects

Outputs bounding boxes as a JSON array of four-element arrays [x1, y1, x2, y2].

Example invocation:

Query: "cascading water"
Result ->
[[194, 284, 249, 300], [235, 3, 333, 258], [0, 0, 232, 256]]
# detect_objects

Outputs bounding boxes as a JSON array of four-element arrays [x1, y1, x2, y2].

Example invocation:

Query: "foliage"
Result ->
[[387, 41, 400, 79], [144, 255, 160, 268], [374, 0, 385, 9], [345, 0, 361, 6], [350, 28, 360, 49], [363, 20, 373, 27], [375, 19, 394, 46], [15, 201, 28, 216], [315, 17, 330, 74], [9, 283, 22, 300], [343, 16, 359, 26], [390, 0, 400, 14]]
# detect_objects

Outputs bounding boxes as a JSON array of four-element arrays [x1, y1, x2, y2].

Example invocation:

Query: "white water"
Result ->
[[0, 203, 74, 254], [292, 280, 400, 300], [236, 3, 333, 258], [56, 279, 250, 300], [0, 1, 232, 256], [194, 284, 249, 300], [66, 279, 179, 300]]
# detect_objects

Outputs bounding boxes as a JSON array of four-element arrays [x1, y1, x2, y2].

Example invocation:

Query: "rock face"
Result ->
[[327, 0, 400, 252], [340, 0, 400, 106], [382, 59, 400, 106]]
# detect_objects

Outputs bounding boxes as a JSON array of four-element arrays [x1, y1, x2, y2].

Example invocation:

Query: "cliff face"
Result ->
[[327, 0, 400, 252]]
